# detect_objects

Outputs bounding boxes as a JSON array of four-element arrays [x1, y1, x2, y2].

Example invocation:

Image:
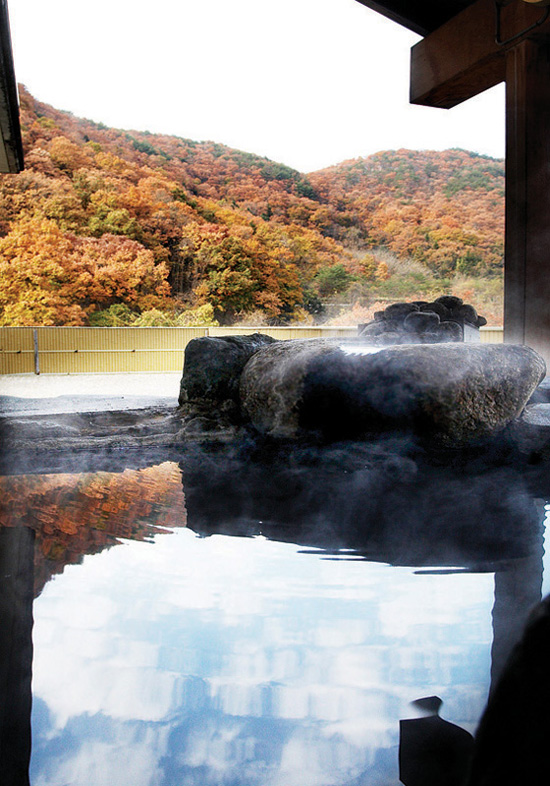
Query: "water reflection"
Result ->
[[0, 446, 547, 785], [27, 531, 495, 785], [0, 462, 186, 596]]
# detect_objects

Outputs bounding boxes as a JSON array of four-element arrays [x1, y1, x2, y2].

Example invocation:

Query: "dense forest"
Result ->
[[0, 86, 505, 327]]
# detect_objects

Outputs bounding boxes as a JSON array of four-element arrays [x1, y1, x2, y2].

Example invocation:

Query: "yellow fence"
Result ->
[[478, 326, 504, 344], [0, 325, 504, 375]]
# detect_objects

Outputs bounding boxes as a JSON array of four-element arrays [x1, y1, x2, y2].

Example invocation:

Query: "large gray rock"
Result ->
[[239, 339, 337, 438], [178, 333, 277, 407], [240, 340, 545, 445]]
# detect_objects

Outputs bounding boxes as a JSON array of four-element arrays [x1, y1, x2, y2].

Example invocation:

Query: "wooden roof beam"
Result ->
[[410, 0, 550, 108]]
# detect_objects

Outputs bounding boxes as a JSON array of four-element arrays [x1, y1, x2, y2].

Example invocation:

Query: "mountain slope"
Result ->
[[309, 149, 504, 276], [0, 87, 504, 326]]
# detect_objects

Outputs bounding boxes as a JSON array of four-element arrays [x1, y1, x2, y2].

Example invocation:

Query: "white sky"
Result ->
[[8, 0, 505, 173]]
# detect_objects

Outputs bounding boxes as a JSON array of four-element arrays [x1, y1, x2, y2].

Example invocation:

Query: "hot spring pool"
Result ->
[[1, 455, 549, 786]]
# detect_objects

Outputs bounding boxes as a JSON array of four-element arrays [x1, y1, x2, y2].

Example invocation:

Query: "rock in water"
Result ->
[[239, 341, 546, 444], [179, 333, 277, 406]]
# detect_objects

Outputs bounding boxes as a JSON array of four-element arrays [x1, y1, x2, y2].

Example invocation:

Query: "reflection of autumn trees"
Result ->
[[0, 462, 186, 596], [0, 88, 504, 326]]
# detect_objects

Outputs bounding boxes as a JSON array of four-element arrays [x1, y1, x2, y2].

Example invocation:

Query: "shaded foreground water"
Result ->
[[1, 449, 549, 786]]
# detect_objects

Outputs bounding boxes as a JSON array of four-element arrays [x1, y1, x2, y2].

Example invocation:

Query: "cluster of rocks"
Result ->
[[13, 331, 543, 464], [358, 295, 487, 344], [179, 332, 547, 448]]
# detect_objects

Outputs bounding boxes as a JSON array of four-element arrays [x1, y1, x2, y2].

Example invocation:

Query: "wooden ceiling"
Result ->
[[354, 1, 477, 36]]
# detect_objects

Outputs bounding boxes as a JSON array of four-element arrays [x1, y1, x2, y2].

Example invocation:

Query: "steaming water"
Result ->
[[1, 461, 549, 786], [339, 343, 382, 355]]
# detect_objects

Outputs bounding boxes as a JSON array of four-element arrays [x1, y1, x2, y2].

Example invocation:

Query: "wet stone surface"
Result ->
[[240, 341, 546, 446]]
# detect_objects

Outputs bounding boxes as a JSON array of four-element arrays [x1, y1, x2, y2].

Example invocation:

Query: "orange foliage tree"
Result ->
[[0, 217, 170, 325]]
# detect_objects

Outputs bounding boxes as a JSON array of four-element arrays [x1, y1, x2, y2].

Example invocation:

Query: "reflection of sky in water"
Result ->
[[30, 524, 500, 786]]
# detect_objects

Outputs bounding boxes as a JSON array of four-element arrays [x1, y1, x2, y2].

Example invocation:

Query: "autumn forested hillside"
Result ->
[[0, 86, 505, 327]]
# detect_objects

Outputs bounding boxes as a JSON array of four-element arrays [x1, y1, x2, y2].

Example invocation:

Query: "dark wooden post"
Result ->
[[504, 40, 550, 359], [0, 527, 34, 786], [410, 0, 550, 364]]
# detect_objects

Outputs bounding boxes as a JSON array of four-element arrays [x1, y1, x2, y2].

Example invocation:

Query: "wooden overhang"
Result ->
[[354, 1, 477, 37], [356, 0, 550, 365], [0, 0, 23, 173]]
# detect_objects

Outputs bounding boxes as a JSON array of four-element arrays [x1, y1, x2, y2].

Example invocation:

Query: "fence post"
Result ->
[[33, 329, 40, 375]]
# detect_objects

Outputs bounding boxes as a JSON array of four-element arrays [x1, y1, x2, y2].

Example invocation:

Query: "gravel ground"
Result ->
[[0, 373, 181, 415]]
